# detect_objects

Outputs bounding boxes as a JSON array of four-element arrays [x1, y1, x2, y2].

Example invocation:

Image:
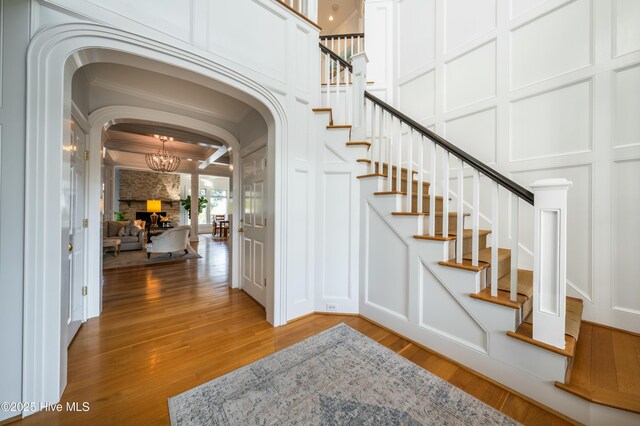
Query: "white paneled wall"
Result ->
[[382, 0, 640, 332]]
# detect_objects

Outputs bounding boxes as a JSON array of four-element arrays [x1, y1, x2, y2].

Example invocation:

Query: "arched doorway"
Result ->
[[23, 24, 288, 409]]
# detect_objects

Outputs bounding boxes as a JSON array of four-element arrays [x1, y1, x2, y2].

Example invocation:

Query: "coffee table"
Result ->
[[103, 238, 121, 256]]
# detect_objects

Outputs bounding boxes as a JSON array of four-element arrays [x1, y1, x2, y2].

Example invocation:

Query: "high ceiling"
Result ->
[[104, 123, 231, 175], [318, 0, 363, 35], [76, 62, 265, 176]]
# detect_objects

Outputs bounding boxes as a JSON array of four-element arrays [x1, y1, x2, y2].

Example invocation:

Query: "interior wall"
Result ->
[[379, 0, 640, 331], [0, 1, 30, 421]]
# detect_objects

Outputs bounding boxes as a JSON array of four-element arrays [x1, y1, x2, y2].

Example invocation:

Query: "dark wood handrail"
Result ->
[[319, 43, 353, 72], [364, 91, 534, 204], [273, 0, 321, 30], [320, 32, 365, 40]]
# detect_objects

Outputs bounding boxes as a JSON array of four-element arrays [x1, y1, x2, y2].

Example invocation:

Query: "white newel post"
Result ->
[[351, 52, 368, 142], [531, 178, 572, 348]]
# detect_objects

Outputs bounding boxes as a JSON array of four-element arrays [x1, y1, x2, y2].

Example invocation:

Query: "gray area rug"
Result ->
[[168, 324, 518, 425], [102, 244, 201, 270]]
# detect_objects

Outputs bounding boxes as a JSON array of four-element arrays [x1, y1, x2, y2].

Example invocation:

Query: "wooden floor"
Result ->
[[556, 322, 640, 414], [14, 235, 575, 425]]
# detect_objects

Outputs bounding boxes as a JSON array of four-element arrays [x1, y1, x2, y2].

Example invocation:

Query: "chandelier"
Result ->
[[145, 135, 181, 173]]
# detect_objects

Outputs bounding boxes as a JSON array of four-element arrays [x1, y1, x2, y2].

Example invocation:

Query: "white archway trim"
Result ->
[[23, 23, 289, 412], [86, 106, 243, 319]]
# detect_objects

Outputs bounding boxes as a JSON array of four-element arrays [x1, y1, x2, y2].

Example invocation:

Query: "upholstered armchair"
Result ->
[[146, 225, 191, 259]]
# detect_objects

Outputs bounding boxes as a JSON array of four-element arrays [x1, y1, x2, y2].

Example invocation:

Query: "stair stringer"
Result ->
[[357, 183, 596, 423]]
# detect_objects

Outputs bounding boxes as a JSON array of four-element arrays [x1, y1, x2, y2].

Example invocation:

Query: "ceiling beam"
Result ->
[[199, 145, 228, 170]]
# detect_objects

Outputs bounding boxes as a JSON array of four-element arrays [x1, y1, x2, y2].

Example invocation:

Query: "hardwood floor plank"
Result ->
[[612, 330, 640, 395], [570, 322, 592, 388], [12, 235, 571, 425], [590, 324, 619, 392]]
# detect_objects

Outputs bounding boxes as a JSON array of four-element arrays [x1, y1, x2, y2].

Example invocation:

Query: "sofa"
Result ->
[[103, 220, 146, 251], [146, 225, 191, 258]]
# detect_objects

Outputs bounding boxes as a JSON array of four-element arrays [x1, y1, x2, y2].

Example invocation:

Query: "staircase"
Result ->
[[313, 40, 640, 424]]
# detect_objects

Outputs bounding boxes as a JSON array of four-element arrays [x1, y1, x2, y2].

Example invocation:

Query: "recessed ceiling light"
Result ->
[[187, 158, 193, 161], [329, 15, 334, 21]]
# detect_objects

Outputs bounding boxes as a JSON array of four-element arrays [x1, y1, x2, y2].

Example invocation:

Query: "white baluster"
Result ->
[[456, 159, 464, 263], [377, 106, 383, 174], [370, 103, 377, 172], [325, 52, 330, 107], [472, 170, 480, 267], [350, 36, 354, 58], [396, 120, 402, 194], [442, 150, 449, 237], [491, 182, 499, 297], [387, 114, 393, 191], [429, 142, 437, 236], [418, 135, 424, 214], [510, 193, 519, 302], [336, 60, 341, 121], [406, 129, 413, 212]]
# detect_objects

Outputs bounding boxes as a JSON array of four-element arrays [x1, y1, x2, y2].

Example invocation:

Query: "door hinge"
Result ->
[[82, 286, 88, 296], [83, 218, 89, 228], [84, 151, 89, 161], [264, 218, 266, 227], [264, 278, 267, 287]]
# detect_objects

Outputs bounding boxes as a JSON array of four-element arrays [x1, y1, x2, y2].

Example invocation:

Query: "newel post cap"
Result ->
[[530, 178, 573, 191], [351, 52, 369, 64]]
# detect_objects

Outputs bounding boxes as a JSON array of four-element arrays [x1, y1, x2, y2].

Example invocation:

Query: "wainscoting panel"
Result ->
[[365, 204, 409, 319], [613, 0, 640, 57], [86, 0, 194, 42], [509, 79, 592, 161], [444, 0, 496, 54], [509, 0, 592, 90], [444, 107, 497, 165], [398, 0, 435, 77], [295, 25, 310, 94], [288, 170, 311, 306], [611, 159, 640, 314], [322, 172, 352, 300], [612, 64, 640, 148], [445, 40, 497, 112], [207, 0, 287, 83], [420, 262, 488, 353], [399, 69, 436, 121]]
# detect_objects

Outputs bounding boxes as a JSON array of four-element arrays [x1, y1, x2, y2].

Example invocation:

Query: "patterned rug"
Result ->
[[168, 324, 518, 425], [102, 244, 201, 270]]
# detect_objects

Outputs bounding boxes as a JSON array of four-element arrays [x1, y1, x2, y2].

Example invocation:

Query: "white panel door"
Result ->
[[241, 147, 267, 307], [66, 120, 87, 346]]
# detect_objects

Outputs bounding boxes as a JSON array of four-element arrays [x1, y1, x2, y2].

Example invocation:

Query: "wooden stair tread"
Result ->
[[470, 287, 528, 310], [374, 161, 419, 175], [413, 229, 492, 241], [312, 107, 333, 125], [357, 173, 386, 179], [463, 247, 510, 264], [356, 158, 371, 163], [346, 141, 370, 148], [374, 191, 404, 195], [522, 297, 583, 340], [554, 322, 640, 414], [327, 124, 351, 129], [438, 258, 490, 272], [507, 323, 577, 357]]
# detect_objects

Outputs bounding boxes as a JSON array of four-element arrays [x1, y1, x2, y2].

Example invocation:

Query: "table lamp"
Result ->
[[147, 199, 161, 227]]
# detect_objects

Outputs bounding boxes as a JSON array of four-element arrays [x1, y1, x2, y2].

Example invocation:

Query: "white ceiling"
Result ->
[[318, 0, 363, 34], [77, 61, 261, 176]]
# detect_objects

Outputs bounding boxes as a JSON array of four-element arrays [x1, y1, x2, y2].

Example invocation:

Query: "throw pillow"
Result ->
[[107, 221, 122, 237], [130, 225, 142, 236], [117, 226, 126, 237], [124, 220, 134, 235]]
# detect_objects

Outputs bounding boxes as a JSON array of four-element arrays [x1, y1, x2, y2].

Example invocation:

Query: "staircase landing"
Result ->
[[555, 322, 640, 414]]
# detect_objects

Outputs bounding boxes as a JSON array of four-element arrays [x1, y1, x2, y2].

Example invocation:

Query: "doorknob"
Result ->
[[68, 242, 73, 252], [238, 227, 245, 233]]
